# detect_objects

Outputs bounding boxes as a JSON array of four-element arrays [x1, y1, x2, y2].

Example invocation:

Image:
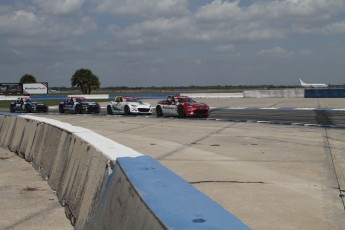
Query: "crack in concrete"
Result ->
[[235, 135, 329, 149], [118, 118, 173, 133], [156, 122, 237, 160], [324, 128, 345, 212], [268, 99, 290, 108]]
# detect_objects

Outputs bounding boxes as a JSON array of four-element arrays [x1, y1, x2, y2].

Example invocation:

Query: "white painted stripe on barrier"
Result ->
[[287, 108, 314, 110], [21, 115, 90, 133], [320, 108, 345, 111], [21, 115, 142, 160], [75, 132, 142, 160]]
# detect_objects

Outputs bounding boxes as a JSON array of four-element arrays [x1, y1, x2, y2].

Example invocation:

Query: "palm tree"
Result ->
[[71, 68, 100, 94], [20, 74, 37, 83], [87, 74, 100, 94]]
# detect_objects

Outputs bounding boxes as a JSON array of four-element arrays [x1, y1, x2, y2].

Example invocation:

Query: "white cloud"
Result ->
[[32, 0, 85, 16], [96, 0, 345, 48], [0, 4, 97, 50], [1, 0, 345, 86], [257, 46, 292, 58], [246, 0, 344, 21], [195, 0, 244, 22], [118, 17, 193, 44], [0, 10, 44, 36], [194, 0, 345, 41], [323, 20, 345, 35], [278, 0, 345, 19], [74, 16, 98, 35], [213, 44, 236, 53], [106, 24, 120, 36], [298, 49, 314, 56], [93, 0, 189, 18]]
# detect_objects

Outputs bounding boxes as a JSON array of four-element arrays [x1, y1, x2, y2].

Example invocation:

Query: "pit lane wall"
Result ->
[[0, 113, 249, 230]]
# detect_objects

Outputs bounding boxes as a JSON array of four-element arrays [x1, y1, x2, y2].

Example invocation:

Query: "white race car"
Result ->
[[107, 96, 153, 115]]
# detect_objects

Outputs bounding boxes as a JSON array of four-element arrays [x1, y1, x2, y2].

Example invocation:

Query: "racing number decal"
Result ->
[[112, 103, 122, 111], [162, 103, 177, 114]]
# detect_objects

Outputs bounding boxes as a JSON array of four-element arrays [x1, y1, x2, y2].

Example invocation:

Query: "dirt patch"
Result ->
[[0, 152, 14, 160], [23, 186, 39, 192]]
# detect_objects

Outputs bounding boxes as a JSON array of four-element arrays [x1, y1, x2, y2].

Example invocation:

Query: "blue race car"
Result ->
[[10, 97, 49, 113], [59, 97, 100, 114]]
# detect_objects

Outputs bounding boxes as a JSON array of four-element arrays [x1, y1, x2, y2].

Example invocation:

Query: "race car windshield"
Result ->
[[124, 98, 139, 102], [76, 98, 88, 102], [176, 98, 196, 103], [21, 99, 38, 103]]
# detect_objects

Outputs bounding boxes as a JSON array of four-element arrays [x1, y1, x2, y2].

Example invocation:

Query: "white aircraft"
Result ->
[[299, 79, 328, 88]]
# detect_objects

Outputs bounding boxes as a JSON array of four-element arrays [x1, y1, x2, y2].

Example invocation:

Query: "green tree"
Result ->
[[19, 74, 37, 83], [87, 74, 101, 94], [71, 68, 100, 94]]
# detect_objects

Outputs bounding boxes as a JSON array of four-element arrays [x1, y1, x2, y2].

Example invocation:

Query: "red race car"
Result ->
[[156, 95, 210, 118]]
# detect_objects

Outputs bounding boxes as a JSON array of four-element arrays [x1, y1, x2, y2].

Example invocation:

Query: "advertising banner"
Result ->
[[0, 83, 23, 95], [23, 82, 48, 95]]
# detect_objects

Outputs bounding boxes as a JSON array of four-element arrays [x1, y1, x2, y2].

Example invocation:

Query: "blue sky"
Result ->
[[1, 0, 345, 87]]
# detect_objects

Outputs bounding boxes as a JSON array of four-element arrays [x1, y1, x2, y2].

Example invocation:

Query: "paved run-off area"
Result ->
[[0, 148, 72, 230]]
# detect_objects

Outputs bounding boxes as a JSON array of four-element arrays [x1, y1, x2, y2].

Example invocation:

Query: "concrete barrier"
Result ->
[[0, 115, 17, 147], [0, 96, 27, 101], [0, 113, 249, 230], [244, 89, 304, 98], [181, 93, 244, 98], [68, 94, 109, 99]]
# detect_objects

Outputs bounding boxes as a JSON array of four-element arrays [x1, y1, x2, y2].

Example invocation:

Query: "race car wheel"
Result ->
[[25, 105, 32, 113], [156, 105, 163, 117], [107, 105, 113, 115], [59, 105, 65, 113], [178, 106, 186, 118], [10, 105, 15, 113], [124, 105, 130, 115]]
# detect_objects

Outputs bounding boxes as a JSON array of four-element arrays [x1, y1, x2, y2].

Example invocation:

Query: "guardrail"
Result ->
[[0, 113, 249, 230]]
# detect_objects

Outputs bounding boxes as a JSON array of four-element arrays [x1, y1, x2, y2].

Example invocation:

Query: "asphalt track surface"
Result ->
[[1, 98, 345, 229], [2, 97, 345, 127]]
